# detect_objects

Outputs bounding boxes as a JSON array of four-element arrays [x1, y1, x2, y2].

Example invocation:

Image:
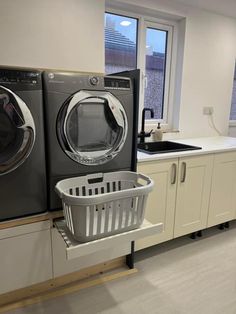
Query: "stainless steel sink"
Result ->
[[138, 141, 202, 154]]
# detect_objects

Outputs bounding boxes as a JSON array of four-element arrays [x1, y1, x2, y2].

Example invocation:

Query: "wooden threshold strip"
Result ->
[[0, 268, 138, 313], [0, 257, 124, 307]]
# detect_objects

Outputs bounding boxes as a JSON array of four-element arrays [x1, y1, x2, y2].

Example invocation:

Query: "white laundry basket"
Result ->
[[55, 171, 154, 242]]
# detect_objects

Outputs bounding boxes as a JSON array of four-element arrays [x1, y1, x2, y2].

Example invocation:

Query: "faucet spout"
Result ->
[[138, 108, 154, 143], [141, 108, 154, 134]]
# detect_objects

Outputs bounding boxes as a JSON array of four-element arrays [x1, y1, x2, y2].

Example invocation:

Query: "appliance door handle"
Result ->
[[180, 162, 187, 183], [171, 163, 177, 185], [141, 72, 147, 93], [0, 85, 35, 176], [144, 75, 148, 88], [3, 101, 25, 127], [0, 85, 35, 130]]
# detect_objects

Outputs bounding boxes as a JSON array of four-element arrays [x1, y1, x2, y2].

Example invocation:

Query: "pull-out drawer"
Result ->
[[54, 219, 163, 260]]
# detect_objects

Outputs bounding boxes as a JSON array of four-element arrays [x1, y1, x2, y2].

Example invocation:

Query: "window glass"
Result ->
[[105, 12, 138, 74], [230, 64, 236, 120], [144, 28, 168, 120], [104, 12, 174, 125]]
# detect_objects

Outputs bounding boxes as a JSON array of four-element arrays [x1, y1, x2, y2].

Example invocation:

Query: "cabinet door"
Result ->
[[0, 221, 52, 294], [136, 159, 178, 250], [207, 152, 236, 227], [174, 155, 213, 237]]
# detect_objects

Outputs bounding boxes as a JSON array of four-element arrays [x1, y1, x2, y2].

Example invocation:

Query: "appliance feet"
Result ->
[[218, 222, 230, 230], [218, 223, 224, 230], [197, 230, 202, 237], [225, 221, 230, 228], [190, 230, 203, 239], [126, 241, 135, 269]]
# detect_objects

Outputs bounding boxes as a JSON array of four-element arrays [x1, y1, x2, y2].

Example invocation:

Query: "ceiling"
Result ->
[[170, 0, 236, 18]]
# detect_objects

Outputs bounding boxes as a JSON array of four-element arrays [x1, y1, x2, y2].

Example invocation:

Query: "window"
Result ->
[[144, 25, 171, 120], [105, 12, 138, 74], [230, 63, 236, 121], [104, 11, 175, 126]]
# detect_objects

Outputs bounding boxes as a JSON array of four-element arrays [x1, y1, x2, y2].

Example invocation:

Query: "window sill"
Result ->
[[139, 120, 177, 133], [229, 121, 236, 127], [141, 122, 179, 134], [161, 129, 180, 134]]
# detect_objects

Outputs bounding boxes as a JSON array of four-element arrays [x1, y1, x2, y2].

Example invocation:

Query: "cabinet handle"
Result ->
[[171, 163, 177, 184], [180, 162, 187, 183]]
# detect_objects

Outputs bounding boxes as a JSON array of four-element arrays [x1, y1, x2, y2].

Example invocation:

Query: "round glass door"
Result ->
[[57, 90, 128, 165], [0, 86, 35, 175]]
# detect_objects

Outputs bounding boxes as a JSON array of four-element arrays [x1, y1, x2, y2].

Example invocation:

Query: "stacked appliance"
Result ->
[[0, 68, 47, 221], [0, 67, 139, 220], [43, 70, 139, 210]]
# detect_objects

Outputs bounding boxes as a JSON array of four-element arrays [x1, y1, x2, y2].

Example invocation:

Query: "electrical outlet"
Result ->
[[203, 106, 214, 115]]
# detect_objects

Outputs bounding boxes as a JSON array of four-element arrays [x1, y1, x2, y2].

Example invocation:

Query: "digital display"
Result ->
[[104, 77, 130, 90], [0, 70, 39, 84]]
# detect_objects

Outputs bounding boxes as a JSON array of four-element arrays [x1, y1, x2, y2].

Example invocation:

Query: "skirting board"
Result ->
[[0, 257, 138, 313]]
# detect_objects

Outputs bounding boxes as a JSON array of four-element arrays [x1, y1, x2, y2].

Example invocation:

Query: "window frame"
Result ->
[[105, 7, 178, 130], [140, 21, 173, 124], [229, 62, 236, 126]]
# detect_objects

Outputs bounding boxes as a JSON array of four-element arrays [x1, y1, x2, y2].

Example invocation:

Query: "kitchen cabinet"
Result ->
[[0, 221, 52, 295], [207, 151, 236, 227], [174, 155, 214, 237], [136, 159, 178, 250], [137, 154, 214, 246]]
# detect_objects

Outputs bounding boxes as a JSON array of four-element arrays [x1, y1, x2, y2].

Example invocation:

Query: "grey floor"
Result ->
[[7, 222, 236, 314]]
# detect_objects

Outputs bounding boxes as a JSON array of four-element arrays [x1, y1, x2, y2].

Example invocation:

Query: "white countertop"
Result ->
[[137, 136, 236, 162]]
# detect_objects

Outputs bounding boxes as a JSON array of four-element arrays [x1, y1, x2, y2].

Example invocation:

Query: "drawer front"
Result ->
[[0, 229, 52, 294]]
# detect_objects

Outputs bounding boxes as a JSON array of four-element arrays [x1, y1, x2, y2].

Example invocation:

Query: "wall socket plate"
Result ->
[[203, 106, 214, 115]]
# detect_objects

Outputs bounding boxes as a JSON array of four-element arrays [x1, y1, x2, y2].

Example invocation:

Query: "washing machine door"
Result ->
[[57, 90, 128, 166], [0, 86, 35, 175]]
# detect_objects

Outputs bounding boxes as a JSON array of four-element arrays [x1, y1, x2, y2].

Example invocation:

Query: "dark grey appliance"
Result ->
[[0, 68, 47, 221], [43, 70, 139, 210]]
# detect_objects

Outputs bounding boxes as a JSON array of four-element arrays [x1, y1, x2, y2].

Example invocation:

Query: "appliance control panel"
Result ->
[[0, 69, 41, 85], [104, 77, 131, 90]]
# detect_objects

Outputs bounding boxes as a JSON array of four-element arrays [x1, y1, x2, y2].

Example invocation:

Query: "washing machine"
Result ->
[[0, 67, 47, 221], [43, 70, 139, 210]]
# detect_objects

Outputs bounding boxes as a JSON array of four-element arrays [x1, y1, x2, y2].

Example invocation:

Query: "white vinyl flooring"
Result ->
[[7, 221, 236, 314]]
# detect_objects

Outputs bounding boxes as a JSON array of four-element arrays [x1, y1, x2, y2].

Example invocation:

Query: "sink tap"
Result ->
[[138, 108, 154, 143]]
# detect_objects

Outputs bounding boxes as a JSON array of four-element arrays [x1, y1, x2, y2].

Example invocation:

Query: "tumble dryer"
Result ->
[[43, 70, 139, 210], [0, 68, 47, 221]]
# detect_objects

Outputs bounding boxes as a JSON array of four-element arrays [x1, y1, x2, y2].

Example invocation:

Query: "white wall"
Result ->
[[0, 0, 105, 73], [108, 0, 236, 138], [179, 8, 236, 138], [1, 0, 236, 137], [229, 125, 236, 137]]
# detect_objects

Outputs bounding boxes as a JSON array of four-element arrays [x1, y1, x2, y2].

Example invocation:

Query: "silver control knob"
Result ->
[[48, 73, 54, 79], [90, 76, 99, 86]]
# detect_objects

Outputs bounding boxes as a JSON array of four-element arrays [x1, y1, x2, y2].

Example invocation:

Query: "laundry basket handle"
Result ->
[[138, 172, 152, 184], [87, 173, 104, 184]]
